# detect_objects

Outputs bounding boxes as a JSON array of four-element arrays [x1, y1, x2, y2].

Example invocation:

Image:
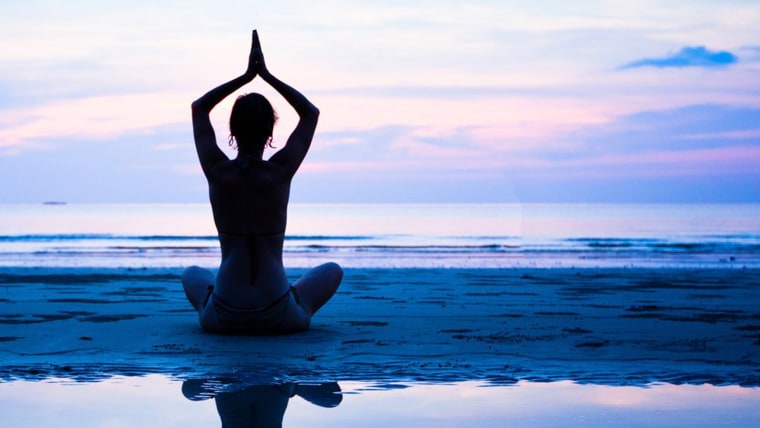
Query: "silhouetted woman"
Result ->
[[182, 30, 342, 334]]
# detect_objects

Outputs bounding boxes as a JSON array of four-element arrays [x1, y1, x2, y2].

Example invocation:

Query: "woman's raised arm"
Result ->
[[191, 32, 259, 175], [252, 31, 320, 175]]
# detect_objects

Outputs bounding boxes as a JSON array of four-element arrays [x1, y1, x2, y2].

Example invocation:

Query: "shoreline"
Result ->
[[1, 267, 759, 385]]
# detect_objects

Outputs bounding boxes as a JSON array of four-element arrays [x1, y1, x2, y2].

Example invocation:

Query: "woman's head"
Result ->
[[229, 93, 277, 153]]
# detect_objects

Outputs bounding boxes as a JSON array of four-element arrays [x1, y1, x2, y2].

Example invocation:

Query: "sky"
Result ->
[[1, 0, 759, 203]]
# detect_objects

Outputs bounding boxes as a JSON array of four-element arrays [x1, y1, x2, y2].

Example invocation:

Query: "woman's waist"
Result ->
[[215, 259, 289, 305], [214, 231, 288, 304], [216, 250, 287, 281]]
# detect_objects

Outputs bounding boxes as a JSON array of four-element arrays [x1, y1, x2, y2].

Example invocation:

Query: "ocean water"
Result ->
[[0, 202, 758, 268]]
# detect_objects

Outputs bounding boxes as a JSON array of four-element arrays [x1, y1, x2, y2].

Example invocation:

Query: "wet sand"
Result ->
[[1, 267, 758, 385]]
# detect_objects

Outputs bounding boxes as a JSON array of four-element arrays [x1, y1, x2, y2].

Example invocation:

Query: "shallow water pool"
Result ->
[[1, 375, 758, 427]]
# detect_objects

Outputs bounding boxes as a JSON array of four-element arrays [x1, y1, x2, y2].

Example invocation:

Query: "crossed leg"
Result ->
[[182, 265, 215, 313], [291, 262, 343, 317], [181, 262, 342, 333]]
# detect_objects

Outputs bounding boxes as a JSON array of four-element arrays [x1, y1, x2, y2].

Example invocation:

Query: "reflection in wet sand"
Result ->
[[182, 379, 342, 427], [0, 376, 758, 427]]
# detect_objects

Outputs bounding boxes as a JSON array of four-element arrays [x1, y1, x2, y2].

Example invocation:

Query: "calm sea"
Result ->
[[0, 202, 758, 268]]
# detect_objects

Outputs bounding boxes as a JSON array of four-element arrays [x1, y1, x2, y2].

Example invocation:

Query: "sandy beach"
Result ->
[[1, 267, 758, 386]]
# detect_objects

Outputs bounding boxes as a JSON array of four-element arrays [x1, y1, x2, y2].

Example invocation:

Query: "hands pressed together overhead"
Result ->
[[246, 29, 269, 79]]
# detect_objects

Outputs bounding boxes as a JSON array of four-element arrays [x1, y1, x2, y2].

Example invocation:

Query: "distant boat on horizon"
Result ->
[[42, 201, 67, 205]]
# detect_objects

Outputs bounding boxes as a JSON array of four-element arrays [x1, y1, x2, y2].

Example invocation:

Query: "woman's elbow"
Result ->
[[299, 104, 319, 122], [191, 98, 211, 114]]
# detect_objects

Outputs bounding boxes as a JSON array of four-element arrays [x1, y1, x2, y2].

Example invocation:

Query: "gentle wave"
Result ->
[[1, 234, 758, 252], [0, 233, 758, 268], [562, 237, 760, 254], [0, 234, 375, 242]]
